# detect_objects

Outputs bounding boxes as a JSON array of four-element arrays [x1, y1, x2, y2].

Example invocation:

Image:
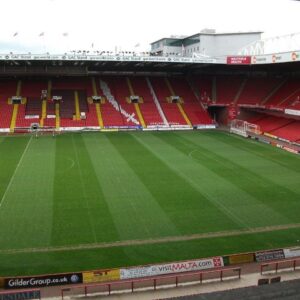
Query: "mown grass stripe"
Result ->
[[171, 132, 300, 222], [134, 132, 288, 228], [0, 136, 32, 209], [203, 131, 300, 172], [182, 132, 300, 216], [191, 131, 300, 185], [52, 134, 87, 246], [51, 134, 119, 245], [0, 136, 55, 249], [0, 136, 30, 204], [84, 133, 179, 241], [108, 132, 240, 233]]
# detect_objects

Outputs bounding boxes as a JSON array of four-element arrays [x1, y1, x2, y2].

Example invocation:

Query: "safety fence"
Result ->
[[61, 267, 241, 299], [261, 258, 300, 275]]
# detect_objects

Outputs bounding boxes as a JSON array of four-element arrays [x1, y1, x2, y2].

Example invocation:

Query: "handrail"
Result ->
[[261, 257, 300, 275], [61, 267, 241, 299]]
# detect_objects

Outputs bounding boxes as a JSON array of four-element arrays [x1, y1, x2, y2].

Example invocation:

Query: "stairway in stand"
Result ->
[[165, 77, 192, 127], [91, 77, 104, 129], [126, 77, 146, 128], [10, 80, 22, 132], [55, 103, 60, 129]]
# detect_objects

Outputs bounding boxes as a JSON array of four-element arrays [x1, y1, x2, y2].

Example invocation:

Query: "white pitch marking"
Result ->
[[0, 136, 33, 210]]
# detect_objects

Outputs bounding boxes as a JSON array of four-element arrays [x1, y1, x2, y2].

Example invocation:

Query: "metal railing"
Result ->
[[261, 258, 300, 275], [61, 267, 241, 299]]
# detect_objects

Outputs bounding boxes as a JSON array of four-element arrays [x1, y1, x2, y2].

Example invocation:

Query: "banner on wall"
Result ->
[[5, 273, 83, 289], [82, 269, 120, 283], [227, 56, 251, 64], [284, 247, 300, 258], [228, 253, 255, 265], [120, 257, 224, 279], [255, 249, 285, 262]]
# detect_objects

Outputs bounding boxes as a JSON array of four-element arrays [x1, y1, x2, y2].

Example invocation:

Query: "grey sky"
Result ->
[[0, 0, 299, 53]]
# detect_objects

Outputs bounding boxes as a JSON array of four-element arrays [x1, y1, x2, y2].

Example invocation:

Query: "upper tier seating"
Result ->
[[52, 90, 74, 119], [215, 76, 244, 104], [0, 76, 216, 129], [264, 79, 300, 107], [22, 79, 47, 98], [170, 77, 214, 124], [26, 98, 42, 116], [101, 77, 139, 127], [193, 76, 213, 102], [130, 77, 163, 125], [150, 77, 187, 125], [16, 105, 39, 128], [237, 78, 281, 105], [78, 90, 89, 113], [0, 80, 17, 129], [160, 103, 187, 125]]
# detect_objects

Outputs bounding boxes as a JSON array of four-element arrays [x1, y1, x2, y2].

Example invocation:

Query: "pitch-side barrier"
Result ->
[[261, 257, 300, 275], [61, 267, 241, 299]]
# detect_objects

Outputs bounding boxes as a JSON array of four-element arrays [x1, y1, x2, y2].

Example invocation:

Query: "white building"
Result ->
[[150, 29, 262, 57]]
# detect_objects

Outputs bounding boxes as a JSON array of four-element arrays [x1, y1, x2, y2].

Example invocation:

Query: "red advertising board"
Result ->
[[227, 56, 251, 65]]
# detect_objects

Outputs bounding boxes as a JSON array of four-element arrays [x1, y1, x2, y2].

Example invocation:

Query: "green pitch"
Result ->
[[0, 131, 300, 276]]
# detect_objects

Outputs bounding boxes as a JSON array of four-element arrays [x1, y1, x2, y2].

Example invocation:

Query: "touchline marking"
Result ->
[[1, 222, 300, 255], [0, 136, 32, 210]]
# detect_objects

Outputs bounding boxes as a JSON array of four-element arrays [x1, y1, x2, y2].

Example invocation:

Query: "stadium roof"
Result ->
[[0, 53, 299, 76]]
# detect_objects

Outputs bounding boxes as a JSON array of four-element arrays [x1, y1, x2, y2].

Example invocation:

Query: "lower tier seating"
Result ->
[[184, 103, 214, 125], [246, 113, 300, 143], [160, 103, 187, 126], [270, 122, 300, 142], [139, 103, 164, 126]]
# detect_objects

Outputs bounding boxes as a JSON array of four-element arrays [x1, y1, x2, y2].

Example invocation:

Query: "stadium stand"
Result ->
[[130, 77, 164, 126], [21, 79, 47, 98], [1, 75, 300, 138], [150, 77, 190, 126], [252, 115, 294, 132], [16, 103, 39, 128], [193, 76, 213, 104], [270, 121, 300, 142], [25, 97, 42, 116], [244, 113, 300, 142], [102, 76, 140, 127], [215, 75, 245, 105], [169, 77, 213, 125], [237, 78, 281, 105], [264, 78, 300, 108], [0, 80, 16, 129]]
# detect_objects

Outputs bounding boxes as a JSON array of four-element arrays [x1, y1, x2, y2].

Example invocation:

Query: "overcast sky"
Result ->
[[0, 0, 299, 54]]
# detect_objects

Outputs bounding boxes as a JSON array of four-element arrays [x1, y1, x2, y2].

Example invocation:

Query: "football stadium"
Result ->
[[0, 0, 300, 299]]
